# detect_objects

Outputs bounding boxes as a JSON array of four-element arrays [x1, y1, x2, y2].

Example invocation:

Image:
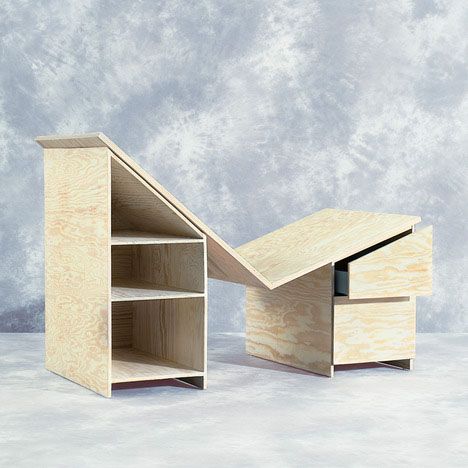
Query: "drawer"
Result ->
[[333, 297, 416, 365], [346, 226, 432, 299]]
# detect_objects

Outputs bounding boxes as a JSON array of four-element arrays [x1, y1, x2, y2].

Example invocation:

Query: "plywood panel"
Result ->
[[112, 303, 133, 348], [133, 298, 205, 372], [246, 264, 334, 377], [37, 133, 271, 289], [111, 231, 203, 245], [237, 209, 420, 288], [43, 147, 111, 397], [111, 280, 204, 301], [348, 227, 433, 299], [334, 298, 416, 365]]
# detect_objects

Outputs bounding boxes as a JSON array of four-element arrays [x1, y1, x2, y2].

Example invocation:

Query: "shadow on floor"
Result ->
[[211, 351, 330, 377], [334, 362, 386, 372], [112, 379, 197, 392]]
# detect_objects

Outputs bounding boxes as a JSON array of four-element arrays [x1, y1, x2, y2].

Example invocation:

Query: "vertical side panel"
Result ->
[[44, 147, 111, 397], [245, 264, 334, 377]]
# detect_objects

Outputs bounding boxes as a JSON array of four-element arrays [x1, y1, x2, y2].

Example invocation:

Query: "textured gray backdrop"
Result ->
[[0, 0, 466, 333]]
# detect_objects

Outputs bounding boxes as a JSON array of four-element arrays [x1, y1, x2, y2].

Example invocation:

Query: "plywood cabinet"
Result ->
[[38, 142, 207, 397], [240, 214, 433, 377]]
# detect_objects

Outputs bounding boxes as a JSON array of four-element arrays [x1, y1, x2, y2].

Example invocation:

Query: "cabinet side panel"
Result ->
[[44, 147, 111, 397], [246, 264, 333, 377]]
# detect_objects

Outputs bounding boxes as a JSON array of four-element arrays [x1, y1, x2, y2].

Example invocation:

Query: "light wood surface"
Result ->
[[133, 298, 205, 372], [112, 243, 205, 293], [333, 296, 410, 305], [111, 230, 203, 245], [348, 227, 433, 299], [246, 264, 334, 377], [112, 348, 203, 383], [37, 133, 269, 289], [334, 298, 416, 365], [237, 209, 420, 288], [111, 279, 204, 301], [111, 302, 134, 349], [43, 147, 111, 397], [111, 156, 202, 238]]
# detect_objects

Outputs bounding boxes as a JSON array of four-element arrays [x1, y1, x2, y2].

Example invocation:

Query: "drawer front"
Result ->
[[348, 226, 432, 299], [333, 298, 415, 365]]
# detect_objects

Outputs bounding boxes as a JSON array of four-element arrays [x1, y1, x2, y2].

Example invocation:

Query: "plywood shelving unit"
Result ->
[[38, 138, 207, 397]]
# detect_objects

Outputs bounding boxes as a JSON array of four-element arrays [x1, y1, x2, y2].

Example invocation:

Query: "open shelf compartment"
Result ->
[[111, 298, 205, 384], [110, 154, 207, 389], [111, 243, 205, 302], [112, 348, 204, 383]]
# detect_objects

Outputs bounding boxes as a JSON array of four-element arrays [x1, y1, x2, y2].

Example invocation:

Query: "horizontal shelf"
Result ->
[[111, 230, 203, 245], [112, 348, 204, 383], [111, 279, 204, 302]]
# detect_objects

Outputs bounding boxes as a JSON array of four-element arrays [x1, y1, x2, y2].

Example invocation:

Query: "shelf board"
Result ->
[[111, 230, 203, 245], [111, 279, 204, 302], [112, 348, 204, 383]]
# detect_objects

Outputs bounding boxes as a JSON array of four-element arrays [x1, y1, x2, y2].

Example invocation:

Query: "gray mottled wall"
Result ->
[[0, 0, 467, 333]]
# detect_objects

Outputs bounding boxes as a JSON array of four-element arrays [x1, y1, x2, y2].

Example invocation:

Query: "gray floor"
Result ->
[[1, 333, 467, 467]]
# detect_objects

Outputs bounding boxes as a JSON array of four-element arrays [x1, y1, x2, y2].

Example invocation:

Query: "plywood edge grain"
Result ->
[[333, 296, 411, 305], [36, 132, 108, 149]]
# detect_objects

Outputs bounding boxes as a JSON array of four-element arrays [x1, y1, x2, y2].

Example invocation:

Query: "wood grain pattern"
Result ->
[[111, 303, 134, 349], [133, 298, 205, 373], [43, 147, 111, 397], [111, 156, 202, 238], [348, 227, 433, 299], [111, 279, 204, 301], [112, 242, 205, 293], [36, 133, 270, 289], [246, 264, 334, 377], [111, 231, 203, 245], [237, 209, 420, 288], [112, 348, 203, 383], [334, 298, 416, 365]]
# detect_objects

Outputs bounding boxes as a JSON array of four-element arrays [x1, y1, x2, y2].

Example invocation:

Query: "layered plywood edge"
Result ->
[[38, 132, 432, 391]]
